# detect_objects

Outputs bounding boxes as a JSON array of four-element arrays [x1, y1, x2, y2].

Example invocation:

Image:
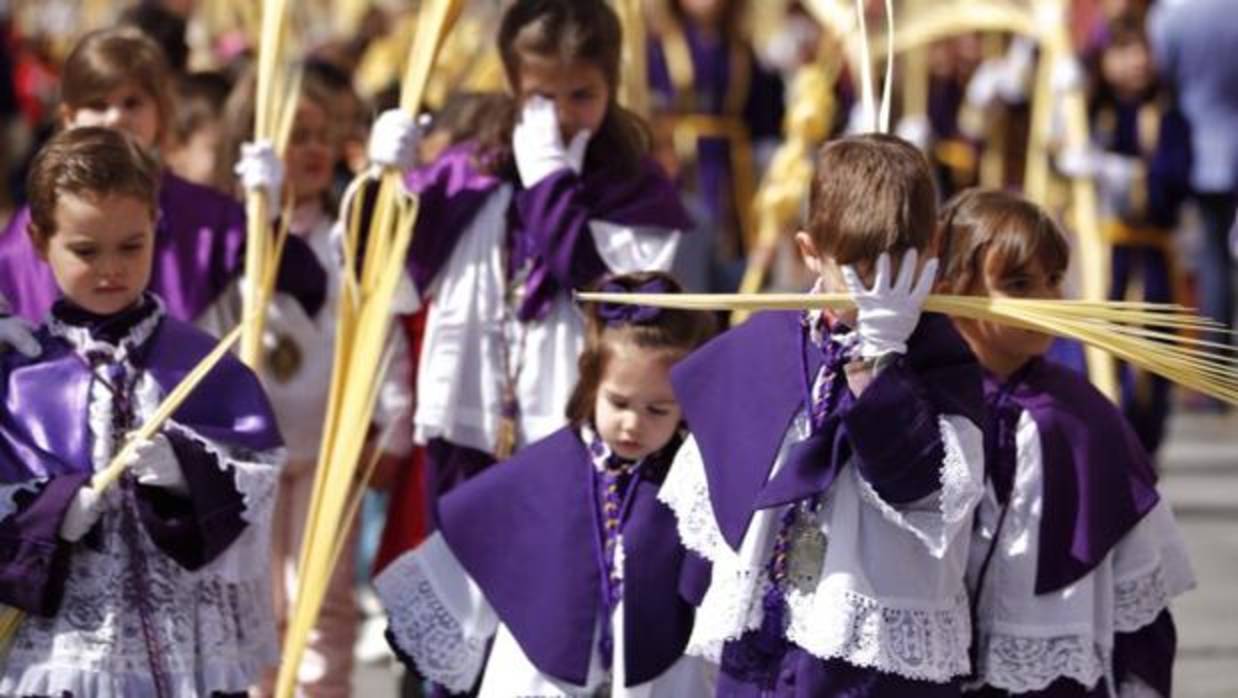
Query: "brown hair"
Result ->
[[169, 71, 231, 145], [473, 0, 649, 177], [26, 127, 162, 246], [566, 272, 716, 425], [936, 188, 1070, 295], [806, 133, 938, 265], [60, 27, 175, 143]]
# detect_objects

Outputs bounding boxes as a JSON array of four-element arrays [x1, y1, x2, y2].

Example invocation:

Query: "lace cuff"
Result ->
[[855, 414, 984, 558], [374, 537, 497, 693], [658, 435, 728, 560], [969, 631, 1107, 693]]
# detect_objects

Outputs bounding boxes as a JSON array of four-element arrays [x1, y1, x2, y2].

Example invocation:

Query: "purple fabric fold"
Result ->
[[672, 311, 983, 551], [986, 358, 1160, 594], [717, 645, 962, 697], [0, 473, 91, 615], [0, 172, 248, 324], [438, 427, 692, 687]]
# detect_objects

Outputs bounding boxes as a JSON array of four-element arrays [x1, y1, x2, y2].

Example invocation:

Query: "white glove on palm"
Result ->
[[367, 108, 420, 172], [0, 313, 40, 358], [965, 59, 1005, 110], [235, 139, 285, 211], [841, 249, 938, 359], [59, 486, 104, 542], [124, 434, 189, 496], [513, 96, 591, 187], [1056, 146, 1139, 192]]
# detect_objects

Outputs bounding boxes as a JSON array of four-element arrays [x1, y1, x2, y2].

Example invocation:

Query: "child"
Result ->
[[376, 271, 716, 696], [0, 27, 290, 329], [390, 0, 692, 503], [936, 189, 1195, 698], [163, 71, 232, 187], [0, 127, 283, 696], [659, 133, 988, 695]]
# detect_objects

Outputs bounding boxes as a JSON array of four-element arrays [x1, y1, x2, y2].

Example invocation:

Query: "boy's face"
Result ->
[[956, 254, 1063, 375], [62, 82, 161, 150], [286, 99, 336, 205], [36, 193, 155, 315], [516, 57, 610, 144]]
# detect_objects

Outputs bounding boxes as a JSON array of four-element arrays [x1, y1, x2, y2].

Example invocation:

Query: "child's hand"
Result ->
[[234, 139, 285, 214], [124, 434, 189, 496], [59, 486, 105, 542], [0, 314, 40, 358], [513, 95, 591, 187], [841, 249, 938, 359], [367, 108, 420, 173]]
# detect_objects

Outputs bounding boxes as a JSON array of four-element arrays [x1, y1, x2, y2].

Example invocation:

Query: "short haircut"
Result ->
[[168, 71, 231, 144], [806, 133, 938, 265], [60, 27, 174, 141], [936, 188, 1070, 295], [27, 127, 162, 245]]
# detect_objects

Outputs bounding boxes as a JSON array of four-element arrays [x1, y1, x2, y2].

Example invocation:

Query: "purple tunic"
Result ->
[[437, 426, 694, 687], [403, 143, 691, 320], [0, 297, 283, 615], [0, 172, 248, 324]]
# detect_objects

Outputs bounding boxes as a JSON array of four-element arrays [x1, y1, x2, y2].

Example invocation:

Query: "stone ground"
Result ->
[[353, 410, 1238, 697]]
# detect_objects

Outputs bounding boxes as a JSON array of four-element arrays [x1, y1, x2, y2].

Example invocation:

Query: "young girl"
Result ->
[[393, 0, 692, 505], [0, 27, 258, 327], [376, 271, 715, 696], [0, 127, 283, 697], [936, 188, 1194, 697], [659, 134, 987, 696]]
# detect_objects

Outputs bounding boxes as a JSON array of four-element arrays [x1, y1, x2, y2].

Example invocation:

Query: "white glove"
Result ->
[[513, 96, 591, 187], [59, 486, 105, 543], [124, 434, 189, 496], [367, 108, 420, 172], [0, 313, 40, 358], [965, 59, 1005, 110], [1056, 146, 1139, 191], [235, 139, 285, 212], [841, 249, 938, 359], [996, 36, 1037, 102], [1051, 55, 1085, 95], [895, 115, 932, 151]]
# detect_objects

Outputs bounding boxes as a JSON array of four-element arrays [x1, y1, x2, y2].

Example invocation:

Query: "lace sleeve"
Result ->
[[374, 533, 499, 693], [1113, 501, 1196, 633], [854, 414, 984, 558], [658, 435, 728, 561]]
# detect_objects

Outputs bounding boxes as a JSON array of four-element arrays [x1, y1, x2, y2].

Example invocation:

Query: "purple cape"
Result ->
[[438, 427, 694, 687], [403, 143, 691, 319], [0, 314, 283, 483], [1, 172, 244, 323], [672, 311, 984, 551], [992, 358, 1160, 594]]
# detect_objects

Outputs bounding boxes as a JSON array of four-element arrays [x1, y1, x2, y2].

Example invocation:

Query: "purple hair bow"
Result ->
[[596, 277, 675, 327]]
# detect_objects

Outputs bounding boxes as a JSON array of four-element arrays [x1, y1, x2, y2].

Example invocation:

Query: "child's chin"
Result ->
[[77, 293, 139, 315]]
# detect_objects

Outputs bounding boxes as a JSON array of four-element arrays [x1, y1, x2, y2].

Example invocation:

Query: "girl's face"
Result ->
[[62, 82, 161, 150], [1101, 40, 1153, 99], [678, 0, 729, 27], [593, 341, 682, 461], [956, 252, 1064, 377], [516, 56, 610, 144], [37, 193, 155, 315], [285, 99, 336, 205]]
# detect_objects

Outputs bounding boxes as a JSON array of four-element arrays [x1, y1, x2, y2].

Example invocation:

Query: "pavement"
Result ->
[[352, 410, 1238, 697]]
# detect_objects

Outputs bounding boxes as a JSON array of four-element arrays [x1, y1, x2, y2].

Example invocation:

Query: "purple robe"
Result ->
[[437, 427, 694, 687], [403, 143, 691, 320], [0, 298, 283, 615]]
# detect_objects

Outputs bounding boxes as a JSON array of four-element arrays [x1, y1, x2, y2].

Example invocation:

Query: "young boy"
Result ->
[[0, 127, 284, 697], [659, 133, 987, 696]]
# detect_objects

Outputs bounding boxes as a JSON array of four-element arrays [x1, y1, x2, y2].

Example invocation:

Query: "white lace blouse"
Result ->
[[659, 409, 986, 683], [966, 411, 1196, 696]]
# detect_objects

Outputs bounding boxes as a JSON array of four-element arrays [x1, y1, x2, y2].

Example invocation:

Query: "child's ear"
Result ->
[[794, 231, 824, 276], [58, 104, 77, 130]]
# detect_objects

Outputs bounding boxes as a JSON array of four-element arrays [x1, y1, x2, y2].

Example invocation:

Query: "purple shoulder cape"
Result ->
[[0, 173, 249, 324], [672, 311, 983, 551], [0, 314, 282, 484], [403, 142, 691, 318], [996, 358, 1160, 594], [438, 426, 693, 687]]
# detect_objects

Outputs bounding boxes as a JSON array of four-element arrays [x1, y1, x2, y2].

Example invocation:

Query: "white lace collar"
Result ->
[[47, 294, 165, 364]]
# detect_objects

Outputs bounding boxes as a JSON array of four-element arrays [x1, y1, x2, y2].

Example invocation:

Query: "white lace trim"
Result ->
[[658, 436, 728, 560], [1114, 565, 1174, 634], [0, 477, 47, 522], [684, 566, 768, 662], [46, 295, 165, 365], [374, 550, 488, 693], [969, 631, 1108, 694], [854, 414, 984, 558]]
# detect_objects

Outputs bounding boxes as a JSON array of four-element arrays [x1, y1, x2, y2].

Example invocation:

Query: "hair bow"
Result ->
[[596, 277, 675, 327]]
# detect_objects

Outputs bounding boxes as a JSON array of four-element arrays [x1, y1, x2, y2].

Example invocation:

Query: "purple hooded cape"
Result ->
[[0, 171, 325, 323], [988, 357, 1161, 594], [0, 306, 283, 615], [438, 426, 694, 687], [403, 143, 691, 319], [672, 311, 984, 552]]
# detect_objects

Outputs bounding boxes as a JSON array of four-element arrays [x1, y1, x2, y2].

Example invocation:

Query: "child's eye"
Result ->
[[648, 406, 670, 417], [608, 396, 628, 410], [122, 243, 145, 254], [70, 247, 97, 259], [124, 96, 145, 110]]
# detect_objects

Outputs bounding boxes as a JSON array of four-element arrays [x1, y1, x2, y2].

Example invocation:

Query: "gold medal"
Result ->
[[267, 333, 303, 383], [786, 517, 827, 594]]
